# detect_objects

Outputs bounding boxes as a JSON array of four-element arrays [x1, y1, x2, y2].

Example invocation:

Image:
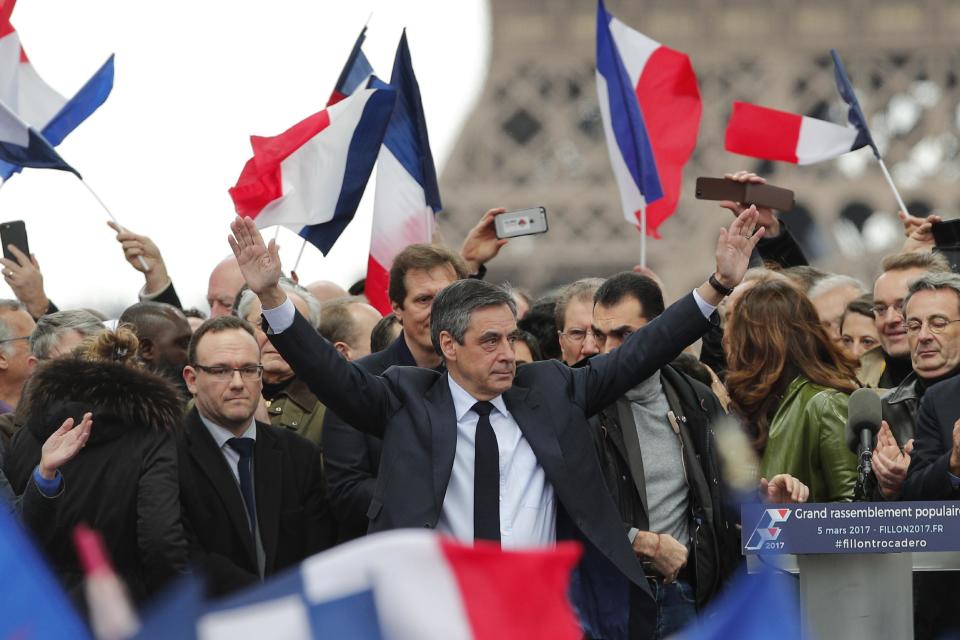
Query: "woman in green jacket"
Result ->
[[725, 277, 860, 502]]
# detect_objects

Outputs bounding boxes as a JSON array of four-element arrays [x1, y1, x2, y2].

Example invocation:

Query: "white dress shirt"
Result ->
[[438, 375, 556, 548]]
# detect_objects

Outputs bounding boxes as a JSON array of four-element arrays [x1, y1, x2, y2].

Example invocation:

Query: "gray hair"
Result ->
[[0, 299, 26, 356], [904, 272, 960, 314], [808, 274, 868, 301], [554, 277, 604, 330], [236, 277, 322, 328], [430, 279, 516, 355], [30, 309, 106, 359]]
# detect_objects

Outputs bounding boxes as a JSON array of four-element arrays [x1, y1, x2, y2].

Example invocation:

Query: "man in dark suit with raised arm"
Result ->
[[227, 208, 762, 639]]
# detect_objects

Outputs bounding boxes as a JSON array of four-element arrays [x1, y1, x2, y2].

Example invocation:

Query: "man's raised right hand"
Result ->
[[228, 216, 285, 308]]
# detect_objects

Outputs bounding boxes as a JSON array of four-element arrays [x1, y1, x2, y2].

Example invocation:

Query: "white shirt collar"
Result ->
[[447, 374, 509, 421], [199, 412, 257, 450]]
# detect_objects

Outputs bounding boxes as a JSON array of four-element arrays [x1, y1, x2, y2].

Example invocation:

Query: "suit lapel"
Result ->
[[184, 410, 257, 568], [424, 374, 458, 515], [503, 384, 568, 482], [615, 397, 649, 518], [254, 422, 283, 574]]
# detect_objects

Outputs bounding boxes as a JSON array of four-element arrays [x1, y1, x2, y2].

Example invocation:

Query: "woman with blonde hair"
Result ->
[[724, 277, 859, 502], [4, 326, 188, 605]]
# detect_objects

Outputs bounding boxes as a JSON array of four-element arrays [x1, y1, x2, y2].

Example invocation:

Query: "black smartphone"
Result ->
[[0, 220, 28, 261], [494, 207, 549, 239]]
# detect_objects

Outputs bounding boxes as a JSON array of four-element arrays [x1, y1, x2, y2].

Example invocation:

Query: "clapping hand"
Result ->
[[38, 413, 93, 481], [872, 420, 912, 499], [760, 474, 810, 503]]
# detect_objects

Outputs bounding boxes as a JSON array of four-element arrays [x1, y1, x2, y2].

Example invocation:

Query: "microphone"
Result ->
[[844, 388, 882, 501]]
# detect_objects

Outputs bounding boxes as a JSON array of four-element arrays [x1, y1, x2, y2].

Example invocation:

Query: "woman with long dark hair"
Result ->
[[725, 277, 859, 502]]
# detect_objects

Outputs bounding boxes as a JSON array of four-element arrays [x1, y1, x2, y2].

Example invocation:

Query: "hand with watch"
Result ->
[[697, 205, 763, 307]]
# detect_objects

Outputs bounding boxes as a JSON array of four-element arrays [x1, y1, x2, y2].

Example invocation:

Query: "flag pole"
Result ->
[[876, 157, 910, 215], [292, 238, 308, 274], [639, 209, 647, 268], [76, 177, 150, 272]]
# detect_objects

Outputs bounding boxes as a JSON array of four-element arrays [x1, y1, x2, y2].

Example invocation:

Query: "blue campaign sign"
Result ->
[[741, 501, 960, 555]]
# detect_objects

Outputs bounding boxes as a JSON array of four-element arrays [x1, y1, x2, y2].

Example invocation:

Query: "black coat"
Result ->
[[177, 408, 336, 597], [902, 375, 960, 500], [4, 357, 188, 604], [268, 292, 714, 639], [321, 334, 415, 541], [591, 365, 740, 609]]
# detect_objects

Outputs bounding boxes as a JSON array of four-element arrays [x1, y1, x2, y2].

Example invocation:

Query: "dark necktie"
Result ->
[[227, 437, 257, 536], [472, 401, 500, 544]]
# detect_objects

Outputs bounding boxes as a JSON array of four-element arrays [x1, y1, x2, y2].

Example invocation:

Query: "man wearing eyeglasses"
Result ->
[[177, 315, 335, 596], [555, 278, 605, 366], [870, 252, 950, 389], [890, 272, 960, 640]]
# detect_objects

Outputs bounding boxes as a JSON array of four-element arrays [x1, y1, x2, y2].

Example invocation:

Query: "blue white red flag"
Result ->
[[725, 101, 865, 165], [365, 31, 441, 315], [0, 502, 91, 639], [595, 0, 701, 238], [137, 530, 583, 640], [0, 98, 78, 175], [0, 0, 113, 181], [228, 80, 396, 255], [327, 27, 374, 107], [830, 49, 880, 159]]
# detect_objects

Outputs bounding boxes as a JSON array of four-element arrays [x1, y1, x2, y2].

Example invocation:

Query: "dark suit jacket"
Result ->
[[269, 293, 711, 613], [177, 409, 336, 596], [322, 333, 419, 541], [902, 376, 960, 500]]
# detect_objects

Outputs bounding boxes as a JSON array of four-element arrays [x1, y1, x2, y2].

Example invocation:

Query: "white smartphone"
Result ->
[[494, 207, 549, 239]]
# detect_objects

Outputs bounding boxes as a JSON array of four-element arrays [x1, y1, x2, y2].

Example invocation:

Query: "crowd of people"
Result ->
[[1, 170, 959, 639]]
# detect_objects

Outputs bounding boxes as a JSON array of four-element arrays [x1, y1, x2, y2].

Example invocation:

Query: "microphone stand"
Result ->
[[854, 433, 874, 502]]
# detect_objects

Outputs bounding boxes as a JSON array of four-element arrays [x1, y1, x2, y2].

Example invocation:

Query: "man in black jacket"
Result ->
[[590, 272, 739, 638], [177, 316, 335, 596], [228, 208, 761, 638]]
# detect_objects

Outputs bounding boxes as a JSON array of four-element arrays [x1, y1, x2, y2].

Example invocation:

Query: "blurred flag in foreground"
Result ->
[[0, 0, 113, 181], [595, 0, 701, 239], [678, 568, 802, 640], [138, 530, 583, 640], [0, 505, 90, 639], [228, 80, 396, 255], [365, 31, 441, 315], [724, 101, 867, 165]]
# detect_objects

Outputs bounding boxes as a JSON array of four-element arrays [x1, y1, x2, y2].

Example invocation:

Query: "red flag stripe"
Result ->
[[724, 101, 801, 164]]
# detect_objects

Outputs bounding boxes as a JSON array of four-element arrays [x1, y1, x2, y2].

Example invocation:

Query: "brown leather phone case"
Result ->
[[695, 177, 795, 211]]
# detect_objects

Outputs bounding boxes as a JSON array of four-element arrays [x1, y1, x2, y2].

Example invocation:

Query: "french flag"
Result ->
[[327, 27, 374, 107], [228, 80, 396, 255], [136, 531, 583, 640], [595, 0, 701, 239], [0, 98, 79, 176], [364, 31, 440, 315], [725, 101, 867, 165], [0, 0, 113, 181]]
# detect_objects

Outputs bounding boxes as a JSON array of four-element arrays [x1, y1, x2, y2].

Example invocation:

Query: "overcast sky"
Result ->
[[2, 0, 489, 315]]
